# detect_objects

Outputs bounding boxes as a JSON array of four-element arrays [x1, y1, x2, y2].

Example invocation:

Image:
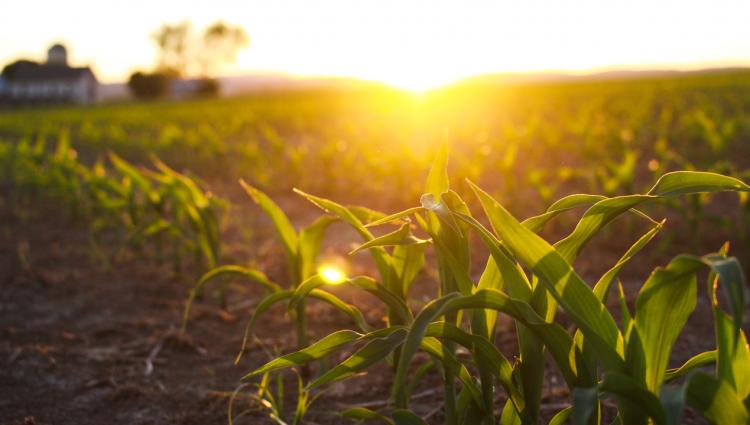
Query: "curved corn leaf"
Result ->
[[240, 179, 298, 259], [306, 289, 371, 333], [289, 275, 325, 308], [308, 329, 408, 389], [347, 276, 412, 324], [342, 407, 394, 424], [648, 171, 750, 197], [299, 215, 337, 279], [243, 330, 362, 379], [237, 290, 294, 363], [294, 189, 374, 242], [548, 407, 572, 425], [349, 223, 428, 255], [555, 194, 655, 263], [635, 255, 700, 393], [522, 194, 606, 233], [183, 264, 281, 330], [392, 409, 429, 425], [365, 207, 425, 228], [592, 220, 663, 303], [664, 350, 716, 382]]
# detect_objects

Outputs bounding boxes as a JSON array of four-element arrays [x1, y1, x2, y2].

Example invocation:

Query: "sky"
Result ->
[[2, 0, 749, 90]]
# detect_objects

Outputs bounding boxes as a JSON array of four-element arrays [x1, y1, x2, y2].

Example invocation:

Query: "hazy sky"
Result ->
[[2, 0, 749, 89]]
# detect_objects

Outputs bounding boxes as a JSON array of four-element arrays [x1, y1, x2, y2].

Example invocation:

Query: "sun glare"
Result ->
[[318, 265, 347, 285]]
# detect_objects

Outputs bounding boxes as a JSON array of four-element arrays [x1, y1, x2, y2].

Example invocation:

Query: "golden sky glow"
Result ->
[[2, 0, 749, 90]]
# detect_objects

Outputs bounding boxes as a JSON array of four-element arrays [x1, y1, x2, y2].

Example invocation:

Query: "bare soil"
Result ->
[[0, 195, 735, 425]]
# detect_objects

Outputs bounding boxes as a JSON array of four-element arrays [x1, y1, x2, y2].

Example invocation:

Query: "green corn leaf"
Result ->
[[401, 290, 584, 388], [555, 194, 655, 263], [453, 211, 531, 300], [243, 330, 362, 379], [648, 171, 750, 197], [298, 215, 337, 279], [347, 276, 412, 324], [635, 255, 700, 393], [468, 180, 625, 371], [392, 409, 429, 425], [424, 321, 524, 412], [663, 350, 717, 382], [572, 385, 599, 425], [294, 189, 374, 241], [341, 407, 394, 424], [365, 207, 425, 228], [659, 384, 687, 425], [685, 372, 749, 424], [499, 398, 522, 425], [418, 336, 485, 413], [108, 151, 152, 193], [403, 362, 433, 402], [240, 179, 299, 259], [548, 407, 572, 425], [183, 265, 281, 330], [617, 282, 632, 332], [704, 254, 747, 346], [237, 290, 294, 363], [425, 141, 449, 200], [307, 288, 371, 333], [294, 189, 393, 283], [289, 275, 325, 309], [348, 205, 388, 224], [593, 221, 663, 303], [393, 293, 460, 406], [714, 309, 750, 400], [598, 372, 667, 425], [308, 328, 408, 389], [349, 223, 428, 255], [390, 243, 426, 299], [522, 194, 606, 233]]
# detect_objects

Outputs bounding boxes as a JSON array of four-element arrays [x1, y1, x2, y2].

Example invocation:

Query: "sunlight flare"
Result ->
[[318, 265, 347, 285]]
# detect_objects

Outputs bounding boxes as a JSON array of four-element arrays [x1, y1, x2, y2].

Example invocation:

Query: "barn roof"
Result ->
[[1, 60, 96, 82]]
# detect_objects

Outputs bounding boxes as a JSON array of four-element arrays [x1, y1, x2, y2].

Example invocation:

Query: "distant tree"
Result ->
[[152, 21, 248, 78], [195, 78, 220, 97], [152, 21, 191, 77], [198, 22, 249, 76], [127, 71, 170, 99]]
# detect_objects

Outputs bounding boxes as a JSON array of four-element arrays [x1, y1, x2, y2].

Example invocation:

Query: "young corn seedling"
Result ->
[[183, 181, 362, 360]]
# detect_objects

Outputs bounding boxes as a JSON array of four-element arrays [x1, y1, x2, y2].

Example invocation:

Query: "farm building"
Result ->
[[0, 44, 98, 105]]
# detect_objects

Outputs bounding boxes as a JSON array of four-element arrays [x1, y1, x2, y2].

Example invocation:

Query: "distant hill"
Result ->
[[454, 67, 750, 87], [97, 67, 750, 102]]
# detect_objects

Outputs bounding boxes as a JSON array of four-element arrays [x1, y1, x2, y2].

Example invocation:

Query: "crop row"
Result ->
[[182, 145, 750, 424]]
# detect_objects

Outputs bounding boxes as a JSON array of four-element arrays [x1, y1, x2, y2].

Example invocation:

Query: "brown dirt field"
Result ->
[[0, 192, 739, 425]]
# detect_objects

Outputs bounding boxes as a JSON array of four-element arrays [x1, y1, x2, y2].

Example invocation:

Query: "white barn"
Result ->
[[0, 44, 98, 105]]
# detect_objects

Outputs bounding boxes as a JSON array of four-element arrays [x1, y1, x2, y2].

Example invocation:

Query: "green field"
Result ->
[[2, 70, 750, 424]]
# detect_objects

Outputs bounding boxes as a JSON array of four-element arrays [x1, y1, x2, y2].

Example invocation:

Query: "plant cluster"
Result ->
[[206, 147, 750, 425], [0, 132, 224, 273]]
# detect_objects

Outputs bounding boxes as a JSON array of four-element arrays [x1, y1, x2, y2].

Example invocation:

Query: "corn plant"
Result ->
[[182, 181, 363, 356], [241, 147, 750, 424], [0, 135, 224, 274]]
